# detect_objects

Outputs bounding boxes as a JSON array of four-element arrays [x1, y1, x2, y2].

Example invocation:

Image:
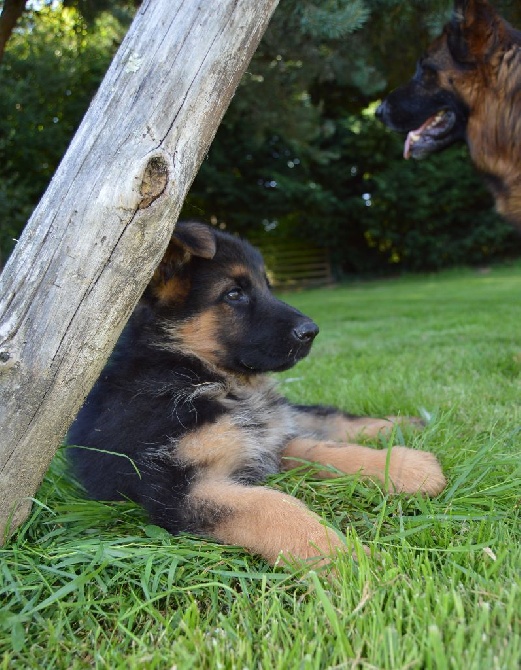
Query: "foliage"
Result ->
[[182, 0, 521, 273], [1, 266, 521, 666], [2, 0, 521, 271], [185, 111, 521, 274], [0, 3, 129, 263]]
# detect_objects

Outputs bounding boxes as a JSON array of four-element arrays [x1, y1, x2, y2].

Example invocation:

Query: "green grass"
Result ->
[[2, 264, 521, 669]]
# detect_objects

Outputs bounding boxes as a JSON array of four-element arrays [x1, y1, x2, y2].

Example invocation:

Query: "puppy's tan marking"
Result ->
[[227, 263, 250, 279], [174, 308, 221, 365], [154, 276, 191, 305], [177, 418, 247, 478], [281, 439, 446, 496], [192, 479, 346, 566], [297, 413, 423, 442]]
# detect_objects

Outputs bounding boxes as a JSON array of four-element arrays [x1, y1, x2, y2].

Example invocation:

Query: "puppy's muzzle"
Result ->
[[292, 320, 319, 343]]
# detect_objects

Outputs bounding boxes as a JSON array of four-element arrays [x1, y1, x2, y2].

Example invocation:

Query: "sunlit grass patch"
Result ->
[[1, 265, 520, 668]]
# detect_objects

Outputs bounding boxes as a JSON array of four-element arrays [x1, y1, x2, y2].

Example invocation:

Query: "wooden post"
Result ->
[[0, 0, 279, 542]]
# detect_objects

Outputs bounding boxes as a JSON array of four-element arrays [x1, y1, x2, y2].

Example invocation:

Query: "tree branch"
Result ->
[[0, 0, 27, 65], [0, 0, 279, 543]]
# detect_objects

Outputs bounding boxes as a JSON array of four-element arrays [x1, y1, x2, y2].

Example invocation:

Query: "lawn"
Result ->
[[1, 264, 520, 669]]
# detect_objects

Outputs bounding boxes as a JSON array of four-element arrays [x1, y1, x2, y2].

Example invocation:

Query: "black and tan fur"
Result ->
[[376, 0, 521, 228], [68, 221, 445, 567]]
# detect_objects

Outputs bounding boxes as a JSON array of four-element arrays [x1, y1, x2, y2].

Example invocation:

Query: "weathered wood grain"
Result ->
[[0, 0, 279, 542]]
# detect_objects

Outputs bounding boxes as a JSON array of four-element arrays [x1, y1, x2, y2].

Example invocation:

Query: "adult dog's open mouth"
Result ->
[[404, 110, 457, 159]]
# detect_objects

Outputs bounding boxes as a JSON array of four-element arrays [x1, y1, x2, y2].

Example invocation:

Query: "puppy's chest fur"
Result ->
[[164, 374, 297, 484]]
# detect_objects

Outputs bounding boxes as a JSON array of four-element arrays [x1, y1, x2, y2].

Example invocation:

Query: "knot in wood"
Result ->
[[139, 156, 169, 209], [0, 351, 18, 372]]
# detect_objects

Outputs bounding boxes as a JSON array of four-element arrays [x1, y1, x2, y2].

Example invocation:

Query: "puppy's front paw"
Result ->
[[386, 446, 446, 496]]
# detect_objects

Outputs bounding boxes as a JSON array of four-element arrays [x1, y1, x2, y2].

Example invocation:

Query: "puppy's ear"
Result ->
[[172, 220, 217, 260], [146, 222, 216, 304], [157, 221, 216, 282]]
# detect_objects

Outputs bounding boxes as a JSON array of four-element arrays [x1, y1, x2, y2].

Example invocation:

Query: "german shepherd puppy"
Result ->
[[67, 221, 445, 567], [376, 0, 521, 228]]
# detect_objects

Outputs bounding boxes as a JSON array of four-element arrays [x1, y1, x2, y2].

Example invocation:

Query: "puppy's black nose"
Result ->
[[293, 321, 319, 342]]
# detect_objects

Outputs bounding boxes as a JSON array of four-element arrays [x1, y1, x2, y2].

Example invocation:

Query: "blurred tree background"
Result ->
[[1, 0, 521, 273]]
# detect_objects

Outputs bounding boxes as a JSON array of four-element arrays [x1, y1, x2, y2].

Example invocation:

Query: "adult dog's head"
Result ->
[[376, 0, 520, 160]]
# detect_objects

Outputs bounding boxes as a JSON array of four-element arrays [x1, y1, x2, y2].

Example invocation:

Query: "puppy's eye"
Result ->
[[225, 287, 245, 302]]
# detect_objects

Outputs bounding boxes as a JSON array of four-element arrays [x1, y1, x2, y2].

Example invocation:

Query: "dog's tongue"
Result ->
[[403, 116, 435, 159], [403, 132, 416, 159]]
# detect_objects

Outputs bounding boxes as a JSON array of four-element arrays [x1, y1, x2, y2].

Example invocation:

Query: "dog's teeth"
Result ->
[[410, 133, 420, 142]]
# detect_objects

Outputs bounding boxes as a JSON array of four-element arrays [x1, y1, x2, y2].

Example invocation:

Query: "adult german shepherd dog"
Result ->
[[376, 0, 521, 228], [68, 221, 445, 567]]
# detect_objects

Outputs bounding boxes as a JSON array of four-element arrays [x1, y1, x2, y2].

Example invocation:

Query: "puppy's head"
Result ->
[[145, 221, 319, 374]]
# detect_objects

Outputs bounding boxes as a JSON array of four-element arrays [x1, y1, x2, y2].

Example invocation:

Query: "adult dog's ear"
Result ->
[[157, 221, 216, 283], [452, 0, 468, 24], [452, 0, 491, 24], [449, 0, 473, 63], [449, 0, 502, 65]]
